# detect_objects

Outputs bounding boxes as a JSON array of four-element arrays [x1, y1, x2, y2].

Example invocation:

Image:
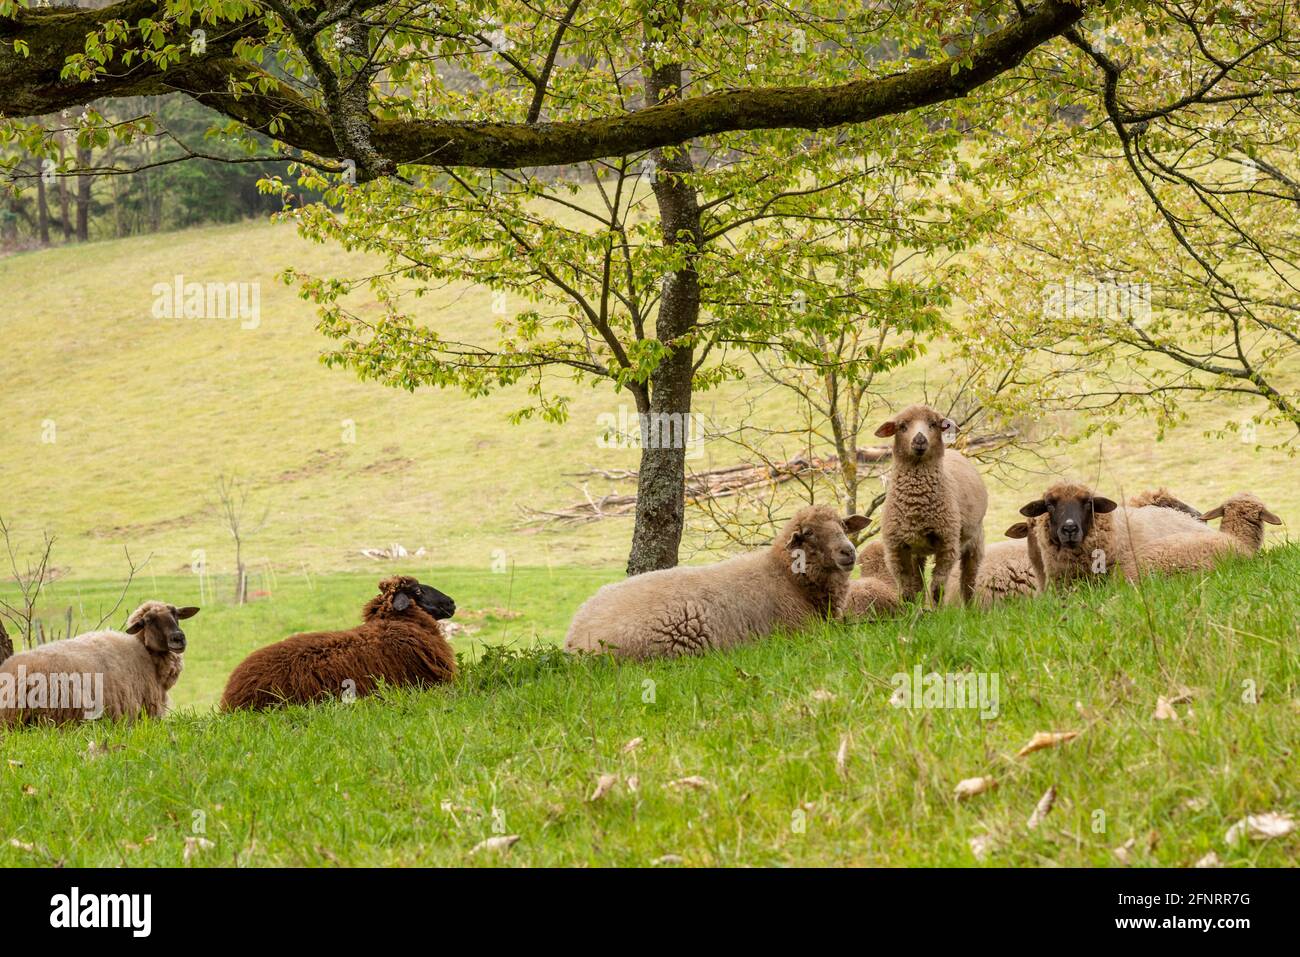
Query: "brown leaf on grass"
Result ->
[[1016, 731, 1080, 758], [1194, 851, 1222, 868], [969, 833, 997, 861], [626, 775, 639, 793], [470, 835, 520, 855], [810, 688, 836, 702], [835, 735, 850, 779], [1027, 786, 1057, 829], [1169, 686, 1197, 705], [667, 776, 713, 792], [1153, 696, 1179, 721], [21, 785, 36, 796], [954, 776, 998, 801], [8, 838, 35, 853], [589, 773, 617, 802], [652, 854, 684, 866], [316, 846, 341, 865], [1112, 838, 1136, 864], [622, 737, 644, 753], [1225, 812, 1296, 845]]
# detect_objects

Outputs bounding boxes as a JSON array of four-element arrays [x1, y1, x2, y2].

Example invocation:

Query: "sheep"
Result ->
[[1201, 492, 1282, 553], [1017, 481, 1229, 587], [874, 405, 988, 606], [221, 576, 456, 711], [0, 601, 198, 728], [944, 532, 1041, 607], [843, 540, 899, 619], [1126, 487, 1203, 520], [565, 506, 868, 659]]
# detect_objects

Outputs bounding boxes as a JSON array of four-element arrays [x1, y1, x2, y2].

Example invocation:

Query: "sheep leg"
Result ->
[[930, 543, 959, 608], [888, 545, 925, 606], [959, 534, 984, 604]]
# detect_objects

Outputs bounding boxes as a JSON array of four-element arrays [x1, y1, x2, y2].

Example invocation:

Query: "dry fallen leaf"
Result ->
[[626, 775, 639, 793], [667, 776, 713, 791], [470, 835, 520, 855], [589, 773, 617, 802], [1194, 851, 1222, 868], [1113, 838, 1136, 864], [810, 689, 836, 702], [1153, 696, 1179, 721], [1027, 786, 1057, 829], [21, 785, 36, 796], [954, 776, 998, 800], [652, 854, 684, 866], [8, 839, 35, 853], [1016, 731, 1080, 758], [969, 834, 996, 861], [183, 836, 215, 862], [835, 735, 850, 779], [1225, 812, 1296, 845], [1169, 686, 1196, 705], [622, 737, 643, 754]]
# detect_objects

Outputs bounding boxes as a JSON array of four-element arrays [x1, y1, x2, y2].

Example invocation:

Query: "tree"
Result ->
[[214, 474, 268, 605]]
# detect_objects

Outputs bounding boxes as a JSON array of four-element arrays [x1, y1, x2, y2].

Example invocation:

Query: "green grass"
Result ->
[[2, 548, 1297, 867]]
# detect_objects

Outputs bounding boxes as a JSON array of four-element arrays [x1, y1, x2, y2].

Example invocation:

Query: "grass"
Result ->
[[2, 548, 1297, 867]]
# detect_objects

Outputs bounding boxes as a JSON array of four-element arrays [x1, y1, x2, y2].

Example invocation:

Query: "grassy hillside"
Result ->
[[0, 219, 1295, 584], [2, 548, 1297, 867]]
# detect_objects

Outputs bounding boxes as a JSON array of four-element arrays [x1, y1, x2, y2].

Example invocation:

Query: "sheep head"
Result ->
[[376, 576, 456, 620], [777, 506, 868, 577], [1202, 492, 1282, 551], [1018, 481, 1118, 550], [125, 601, 199, 654], [874, 404, 956, 465]]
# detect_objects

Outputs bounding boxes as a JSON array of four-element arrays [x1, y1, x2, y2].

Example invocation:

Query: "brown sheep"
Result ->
[[844, 540, 900, 619], [221, 577, 456, 711], [565, 506, 868, 659], [0, 601, 197, 727], [1126, 488, 1203, 520], [874, 405, 988, 606], [1201, 492, 1282, 553]]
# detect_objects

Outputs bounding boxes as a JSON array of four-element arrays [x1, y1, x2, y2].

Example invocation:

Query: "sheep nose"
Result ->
[[911, 435, 928, 452], [838, 545, 857, 568]]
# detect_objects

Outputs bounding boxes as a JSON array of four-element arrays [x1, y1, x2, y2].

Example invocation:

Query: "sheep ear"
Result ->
[[844, 514, 870, 532], [786, 526, 808, 550], [125, 619, 147, 635], [392, 592, 412, 612], [1005, 522, 1030, 539], [1019, 500, 1048, 518], [1092, 497, 1119, 514], [939, 418, 956, 434], [1262, 508, 1282, 525], [1200, 505, 1225, 521], [175, 606, 200, 620], [874, 420, 897, 438]]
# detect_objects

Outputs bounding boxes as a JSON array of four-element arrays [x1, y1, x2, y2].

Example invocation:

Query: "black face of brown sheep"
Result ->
[[1019, 488, 1118, 549], [125, 603, 199, 654], [874, 405, 956, 464], [388, 579, 456, 619], [787, 513, 870, 573]]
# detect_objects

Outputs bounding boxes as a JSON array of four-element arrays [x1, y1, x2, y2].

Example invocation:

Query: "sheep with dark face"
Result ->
[[874, 405, 988, 606], [0, 601, 198, 727], [565, 506, 868, 659], [220, 576, 456, 711], [1018, 481, 1233, 586]]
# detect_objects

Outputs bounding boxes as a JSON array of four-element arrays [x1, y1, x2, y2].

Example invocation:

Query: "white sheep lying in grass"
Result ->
[[565, 506, 867, 659], [0, 602, 197, 727]]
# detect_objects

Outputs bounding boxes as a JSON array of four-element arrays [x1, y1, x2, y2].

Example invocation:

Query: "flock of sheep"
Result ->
[[0, 403, 1284, 726]]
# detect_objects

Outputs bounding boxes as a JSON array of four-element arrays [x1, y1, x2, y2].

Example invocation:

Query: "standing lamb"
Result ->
[[565, 506, 868, 659], [0, 601, 197, 728], [844, 540, 899, 619], [221, 576, 456, 711], [874, 405, 988, 606], [1201, 492, 1282, 553]]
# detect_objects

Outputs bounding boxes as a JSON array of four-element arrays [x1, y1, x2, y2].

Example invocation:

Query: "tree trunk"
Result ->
[[75, 144, 91, 241], [36, 173, 50, 245], [626, 1, 702, 577]]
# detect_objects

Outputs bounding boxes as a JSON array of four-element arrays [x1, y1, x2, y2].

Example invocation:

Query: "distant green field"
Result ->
[[2, 548, 1296, 867], [0, 218, 1295, 585]]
